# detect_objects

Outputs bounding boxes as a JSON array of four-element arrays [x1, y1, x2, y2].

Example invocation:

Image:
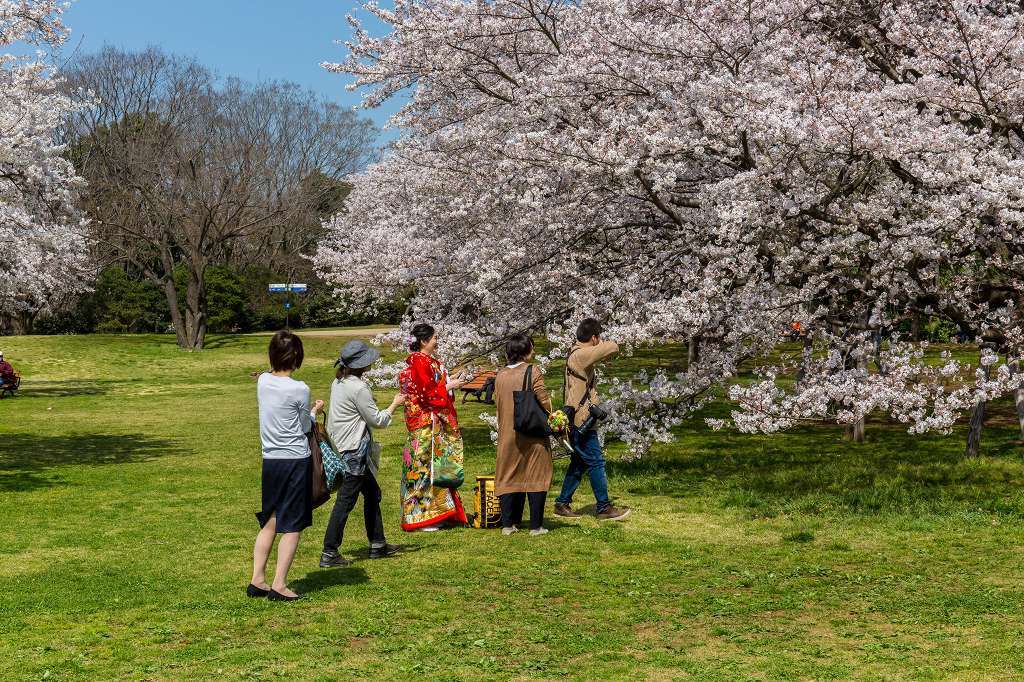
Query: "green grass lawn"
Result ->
[[1, 332, 1023, 680]]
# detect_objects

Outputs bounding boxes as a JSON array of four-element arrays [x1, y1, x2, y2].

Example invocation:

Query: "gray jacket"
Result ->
[[326, 377, 393, 474]]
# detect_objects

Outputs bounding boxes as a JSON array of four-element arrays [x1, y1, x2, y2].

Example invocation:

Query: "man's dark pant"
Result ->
[[499, 491, 547, 530], [556, 427, 610, 512], [323, 472, 385, 553]]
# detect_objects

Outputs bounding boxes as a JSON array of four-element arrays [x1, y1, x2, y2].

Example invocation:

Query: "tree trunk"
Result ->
[[910, 312, 922, 341], [796, 335, 812, 388], [161, 278, 188, 348], [183, 262, 207, 350], [1016, 386, 1024, 442], [844, 353, 866, 444], [965, 399, 986, 457], [13, 310, 36, 335], [965, 349, 991, 457], [845, 417, 865, 444], [687, 334, 700, 370], [1011, 360, 1024, 441], [149, 241, 190, 349]]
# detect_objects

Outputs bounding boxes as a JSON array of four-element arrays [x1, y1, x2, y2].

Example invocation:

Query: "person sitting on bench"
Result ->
[[480, 375, 496, 403], [0, 351, 15, 387]]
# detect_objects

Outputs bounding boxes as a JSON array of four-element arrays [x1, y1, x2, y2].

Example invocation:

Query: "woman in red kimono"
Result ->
[[398, 324, 469, 531]]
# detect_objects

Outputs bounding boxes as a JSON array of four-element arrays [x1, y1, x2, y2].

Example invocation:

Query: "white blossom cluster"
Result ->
[[726, 339, 1022, 435], [0, 1, 88, 318], [319, 0, 1024, 452]]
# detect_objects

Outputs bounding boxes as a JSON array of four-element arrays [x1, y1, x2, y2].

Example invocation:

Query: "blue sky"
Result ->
[[50, 0, 400, 144]]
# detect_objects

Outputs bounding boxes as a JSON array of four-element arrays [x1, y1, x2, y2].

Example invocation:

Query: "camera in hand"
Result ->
[[577, 402, 608, 434]]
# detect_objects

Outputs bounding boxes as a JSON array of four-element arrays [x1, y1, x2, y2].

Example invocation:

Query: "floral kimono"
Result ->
[[398, 352, 467, 531]]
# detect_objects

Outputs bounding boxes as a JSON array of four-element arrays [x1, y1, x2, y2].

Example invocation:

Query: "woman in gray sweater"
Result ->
[[320, 340, 405, 567], [250, 330, 324, 602]]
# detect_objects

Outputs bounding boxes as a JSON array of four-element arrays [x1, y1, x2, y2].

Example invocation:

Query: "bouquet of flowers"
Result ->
[[547, 409, 574, 458], [547, 409, 570, 435]]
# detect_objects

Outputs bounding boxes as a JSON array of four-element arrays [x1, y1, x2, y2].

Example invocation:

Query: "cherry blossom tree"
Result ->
[[318, 0, 1024, 454], [0, 0, 88, 331]]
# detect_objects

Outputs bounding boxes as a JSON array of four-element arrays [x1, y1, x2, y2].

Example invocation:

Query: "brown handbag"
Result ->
[[307, 421, 332, 509]]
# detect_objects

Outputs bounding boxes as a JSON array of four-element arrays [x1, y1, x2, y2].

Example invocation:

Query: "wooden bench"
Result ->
[[459, 370, 497, 403], [0, 372, 21, 398]]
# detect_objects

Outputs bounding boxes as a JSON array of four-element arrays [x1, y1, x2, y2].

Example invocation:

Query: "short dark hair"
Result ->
[[505, 334, 534, 364], [576, 318, 603, 343], [409, 323, 435, 352], [268, 330, 304, 372], [336, 365, 368, 380]]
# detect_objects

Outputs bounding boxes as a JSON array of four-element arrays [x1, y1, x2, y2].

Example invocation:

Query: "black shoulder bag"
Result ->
[[512, 365, 553, 438]]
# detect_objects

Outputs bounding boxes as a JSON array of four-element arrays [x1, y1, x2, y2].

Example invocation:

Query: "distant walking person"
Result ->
[[320, 340, 405, 567], [554, 319, 631, 521], [249, 330, 323, 602], [493, 334, 553, 536], [398, 323, 469, 531]]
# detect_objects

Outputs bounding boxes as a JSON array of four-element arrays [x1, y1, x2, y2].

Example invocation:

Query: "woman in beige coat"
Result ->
[[493, 334, 553, 536]]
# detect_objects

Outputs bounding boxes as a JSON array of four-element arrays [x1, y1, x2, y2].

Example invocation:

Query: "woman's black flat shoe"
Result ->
[[246, 584, 270, 598], [267, 589, 303, 602]]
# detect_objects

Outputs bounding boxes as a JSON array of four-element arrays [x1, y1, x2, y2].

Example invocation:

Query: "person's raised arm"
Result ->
[[575, 340, 619, 372], [355, 383, 401, 429]]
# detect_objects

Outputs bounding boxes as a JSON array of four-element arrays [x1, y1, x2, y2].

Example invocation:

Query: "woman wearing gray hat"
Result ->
[[320, 340, 406, 567]]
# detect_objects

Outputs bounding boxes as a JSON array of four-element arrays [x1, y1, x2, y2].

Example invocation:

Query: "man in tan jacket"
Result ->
[[554, 319, 631, 521]]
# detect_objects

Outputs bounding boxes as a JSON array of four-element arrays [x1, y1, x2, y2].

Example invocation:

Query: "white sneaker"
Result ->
[[501, 526, 518, 536], [419, 524, 442, 532], [529, 527, 549, 536]]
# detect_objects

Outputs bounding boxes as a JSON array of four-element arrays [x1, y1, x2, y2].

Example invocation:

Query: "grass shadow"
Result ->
[[352, 544, 424, 560], [17, 379, 119, 398], [0, 433, 188, 492], [202, 335, 247, 350], [293, 566, 369, 594]]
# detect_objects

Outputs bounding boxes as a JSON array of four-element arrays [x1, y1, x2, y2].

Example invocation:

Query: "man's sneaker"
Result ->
[[319, 552, 351, 568], [554, 503, 582, 518], [529, 527, 549, 536], [368, 544, 400, 559], [596, 505, 632, 521], [501, 526, 518, 536]]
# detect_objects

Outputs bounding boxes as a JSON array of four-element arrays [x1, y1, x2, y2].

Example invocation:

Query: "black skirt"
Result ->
[[256, 456, 313, 534]]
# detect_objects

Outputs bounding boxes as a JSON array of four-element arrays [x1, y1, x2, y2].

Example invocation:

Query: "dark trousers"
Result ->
[[499, 492, 547, 530], [322, 472, 385, 554]]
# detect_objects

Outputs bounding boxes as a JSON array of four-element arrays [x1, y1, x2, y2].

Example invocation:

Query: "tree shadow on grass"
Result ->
[[202, 335, 247, 350], [16, 379, 119, 398], [0, 433, 188, 493]]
